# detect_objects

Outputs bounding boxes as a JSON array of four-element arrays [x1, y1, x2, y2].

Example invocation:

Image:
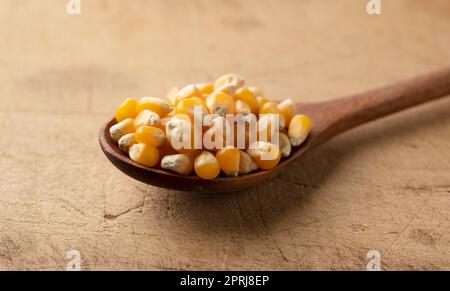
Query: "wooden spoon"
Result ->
[[99, 67, 450, 193]]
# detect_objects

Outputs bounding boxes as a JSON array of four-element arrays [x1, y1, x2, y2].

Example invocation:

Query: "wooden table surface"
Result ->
[[0, 0, 449, 270]]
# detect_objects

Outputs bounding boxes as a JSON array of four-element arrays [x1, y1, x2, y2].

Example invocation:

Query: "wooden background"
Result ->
[[0, 0, 449, 270]]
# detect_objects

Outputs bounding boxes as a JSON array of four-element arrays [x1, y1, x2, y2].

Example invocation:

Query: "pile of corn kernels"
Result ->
[[110, 73, 312, 180]]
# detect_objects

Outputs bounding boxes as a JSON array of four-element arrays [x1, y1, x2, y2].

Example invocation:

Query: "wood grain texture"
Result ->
[[0, 0, 449, 270]]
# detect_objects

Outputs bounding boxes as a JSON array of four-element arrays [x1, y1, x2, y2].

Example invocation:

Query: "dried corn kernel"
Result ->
[[248, 86, 264, 97], [235, 100, 252, 115], [110, 118, 134, 142], [161, 154, 194, 175], [257, 96, 269, 113], [133, 109, 160, 129], [118, 133, 136, 153], [175, 96, 208, 120], [137, 97, 173, 117], [238, 150, 258, 175], [177, 84, 201, 103], [166, 86, 179, 106], [115, 98, 137, 122], [206, 91, 236, 116], [259, 101, 280, 115], [216, 146, 240, 176], [235, 87, 259, 113], [214, 83, 236, 97], [247, 141, 281, 170], [214, 73, 244, 90], [135, 126, 167, 147], [194, 151, 220, 180], [279, 133, 291, 158], [259, 102, 286, 128], [278, 99, 296, 125], [288, 114, 312, 147], [129, 143, 159, 167], [196, 83, 214, 95]]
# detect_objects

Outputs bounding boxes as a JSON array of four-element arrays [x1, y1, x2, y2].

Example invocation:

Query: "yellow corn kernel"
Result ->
[[288, 114, 312, 147], [118, 133, 136, 153], [279, 132, 292, 158], [115, 98, 138, 122], [137, 97, 173, 117], [196, 83, 214, 95], [246, 141, 281, 170], [257, 96, 269, 113], [214, 73, 244, 90], [216, 146, 240, 176], [166, 86, 179, 106], [235, 87, 259, 113], [135, 126, 167, 147], [133, 109, 160, 129], [278, 99, 296, 125], [110, 118, 135, 142], [259, 102, 286, 128], [194, 151, 220, 180], [259, 101, 280, 115], [235, 100, 252, 115], [238, 150, 258, 175], [177, 84, 201, 103], [129, 143, 159, 167], [206, 91, 236, 116], [161, 154, 194, 176], [175, 96, 208, 120], [248, 86, 264, 97]]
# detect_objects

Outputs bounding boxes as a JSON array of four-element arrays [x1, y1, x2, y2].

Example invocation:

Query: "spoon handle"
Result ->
[[307, 66, 450, 146]]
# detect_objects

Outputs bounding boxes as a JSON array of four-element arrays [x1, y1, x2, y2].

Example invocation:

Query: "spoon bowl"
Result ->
[[99, 113, 313, 193], [99, 67, 450, 193]]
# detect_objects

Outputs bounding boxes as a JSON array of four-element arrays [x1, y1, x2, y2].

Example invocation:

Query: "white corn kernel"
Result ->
[[279, 133, 291, 158], [238, 150, 258, 175], [161, 154, 194, 176], [110, 118, 134, 142], [214, 73, 244, 90], [118, 133, 136, 153], [213, 83, 237, 97]]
